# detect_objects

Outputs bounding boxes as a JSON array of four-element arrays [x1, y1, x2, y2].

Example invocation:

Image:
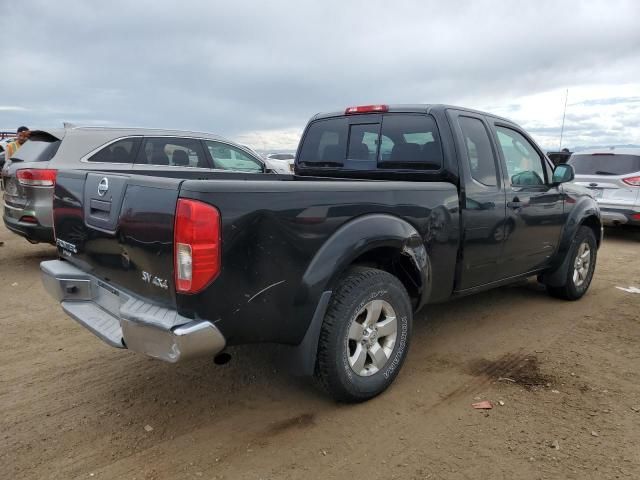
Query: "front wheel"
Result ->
[[546, 226, 597, 300], [315, 267, 413, 403]]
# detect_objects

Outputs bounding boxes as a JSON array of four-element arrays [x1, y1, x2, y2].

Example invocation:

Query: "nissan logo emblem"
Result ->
[[97, 177, 109, 196]]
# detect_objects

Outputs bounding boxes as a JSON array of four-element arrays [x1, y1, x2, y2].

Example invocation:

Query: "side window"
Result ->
[[458, 116, 498, 187], [136, 138, 208, 168], [204, 141, 263, 173], [88, 138, 141, 163], [495, 127, 546, 186], [378, 114, 442, 170]]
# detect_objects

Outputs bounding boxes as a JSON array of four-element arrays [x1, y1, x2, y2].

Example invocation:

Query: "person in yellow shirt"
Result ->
[[5, 126, 30, 162]]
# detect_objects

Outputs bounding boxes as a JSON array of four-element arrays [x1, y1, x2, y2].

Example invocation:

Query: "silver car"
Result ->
[[1, 126, 268, 244], [568, 148, 640, 226]]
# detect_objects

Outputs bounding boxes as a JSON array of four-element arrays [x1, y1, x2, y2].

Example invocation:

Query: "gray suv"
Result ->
[[2, 126, 268, 244], [567, 148, 640, 226]]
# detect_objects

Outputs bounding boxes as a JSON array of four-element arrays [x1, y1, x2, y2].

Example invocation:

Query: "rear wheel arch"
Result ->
[[345, 246, 426, 309], [299, 214, 431, 310], [289, 215, 430, 377]]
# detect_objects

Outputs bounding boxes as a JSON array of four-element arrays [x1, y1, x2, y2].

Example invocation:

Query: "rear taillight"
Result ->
[[19, 215, 38, 224], [345, 104, 389, 114], [174, 199, 221, 294], [632, 213, 640, 221], [16, 169, 57, 187], [622, 176, 640, 186]]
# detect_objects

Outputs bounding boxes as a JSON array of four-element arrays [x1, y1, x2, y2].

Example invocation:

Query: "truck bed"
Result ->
[[52, 170, 460, 346]]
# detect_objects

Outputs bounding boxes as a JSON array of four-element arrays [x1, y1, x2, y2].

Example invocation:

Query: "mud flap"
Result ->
[[284, 291, 332, 377], [540, 250, 572, 287]]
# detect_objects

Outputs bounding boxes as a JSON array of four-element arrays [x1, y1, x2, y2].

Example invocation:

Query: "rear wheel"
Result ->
[[315, 267, 412, 402], [546, 226, 597, 300]]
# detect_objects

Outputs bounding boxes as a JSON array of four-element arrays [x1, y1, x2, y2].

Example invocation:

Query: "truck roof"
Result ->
[[310, 104, 515, 124]]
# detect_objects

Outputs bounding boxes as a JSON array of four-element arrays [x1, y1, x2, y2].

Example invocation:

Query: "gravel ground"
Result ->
[[1, 223, 639, 480]]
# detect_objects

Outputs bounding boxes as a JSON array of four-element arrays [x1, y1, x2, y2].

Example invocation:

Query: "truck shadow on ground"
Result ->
[[603, 225, 640, 242], [76, 276, 557, 443], [2, 244, 57, 267]]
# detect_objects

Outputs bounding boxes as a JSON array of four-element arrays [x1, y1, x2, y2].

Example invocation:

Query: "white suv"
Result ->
[[568, 148, 640, 226]]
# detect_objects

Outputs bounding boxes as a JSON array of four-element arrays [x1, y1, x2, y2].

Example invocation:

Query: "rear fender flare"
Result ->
[[299, 213, 431, 308], [288, 214, 430, 377]]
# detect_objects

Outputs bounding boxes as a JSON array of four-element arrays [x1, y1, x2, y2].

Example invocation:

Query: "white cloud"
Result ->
[[234, 127, 302, 152], [0, 106, 28, 112], [478, 84, 640, 150]]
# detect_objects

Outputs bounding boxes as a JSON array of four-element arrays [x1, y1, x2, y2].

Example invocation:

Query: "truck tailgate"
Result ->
[[53, 170, 182, 307]]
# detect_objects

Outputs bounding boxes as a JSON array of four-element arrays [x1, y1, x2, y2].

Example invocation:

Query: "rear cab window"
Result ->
[[298, 113, 443, 174], [9, 132, 61, 163], [568, 154, 640, 175]]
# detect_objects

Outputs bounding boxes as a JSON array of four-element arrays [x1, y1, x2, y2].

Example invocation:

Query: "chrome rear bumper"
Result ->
[[41, 259, 226, 362]]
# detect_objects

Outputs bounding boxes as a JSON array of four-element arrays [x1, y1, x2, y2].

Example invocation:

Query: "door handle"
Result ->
[[507, 198, 523, 209]]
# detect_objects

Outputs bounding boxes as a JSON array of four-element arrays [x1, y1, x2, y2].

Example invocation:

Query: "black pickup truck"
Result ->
[[41, 104, 601, 402]]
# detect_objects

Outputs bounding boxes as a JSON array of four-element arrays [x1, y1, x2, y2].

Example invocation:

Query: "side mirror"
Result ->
[[552, 164, 574, 184]]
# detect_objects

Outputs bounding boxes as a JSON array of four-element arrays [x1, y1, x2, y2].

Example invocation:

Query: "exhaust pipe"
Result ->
[[214, 351, 232, 365]]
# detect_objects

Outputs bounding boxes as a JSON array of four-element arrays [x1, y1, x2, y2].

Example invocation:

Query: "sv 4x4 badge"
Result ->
[[142, 271, 168, 290]]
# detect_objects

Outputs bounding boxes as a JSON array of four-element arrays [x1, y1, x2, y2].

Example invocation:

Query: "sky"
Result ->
[[1, 0, 639, 152]]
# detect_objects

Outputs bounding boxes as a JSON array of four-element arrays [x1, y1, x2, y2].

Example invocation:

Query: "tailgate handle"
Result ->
[[90, 199, 112, 216]]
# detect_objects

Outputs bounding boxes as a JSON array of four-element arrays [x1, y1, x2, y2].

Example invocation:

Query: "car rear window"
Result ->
[[568, 154, 640, 175], [9, 133, 61, 163], [298, 113, 443, 171]]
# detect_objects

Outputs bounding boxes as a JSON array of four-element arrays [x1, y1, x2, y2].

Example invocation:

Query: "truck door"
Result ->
[[490, 123, 564, 277], [448, 111, 507, 290]]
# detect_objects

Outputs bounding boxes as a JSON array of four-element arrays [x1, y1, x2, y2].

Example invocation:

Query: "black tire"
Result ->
[[315, 267, 413, 402], [546, 226, 597, 300]]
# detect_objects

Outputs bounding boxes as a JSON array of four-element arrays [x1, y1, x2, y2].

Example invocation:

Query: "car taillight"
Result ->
[[19, 215, 38, 224], [16, 169, 57, 187], [345, 104, 389, 114], [174, 198, 221, 294], [622, 176, 640, 186]]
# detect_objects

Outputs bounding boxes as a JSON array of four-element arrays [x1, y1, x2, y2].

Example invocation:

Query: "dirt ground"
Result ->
[[1, 223, 639, 480]]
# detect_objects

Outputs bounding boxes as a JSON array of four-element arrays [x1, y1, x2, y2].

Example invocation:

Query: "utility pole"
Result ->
[[559, 89, 568, 150]]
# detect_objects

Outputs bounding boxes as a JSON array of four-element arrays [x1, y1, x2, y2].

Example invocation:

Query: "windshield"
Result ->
[[568, 154, 640, 175]]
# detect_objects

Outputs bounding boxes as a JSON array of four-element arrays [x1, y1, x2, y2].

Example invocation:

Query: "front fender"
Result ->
[[558, 195, 601, 257], [543, 193, 600, 286]]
